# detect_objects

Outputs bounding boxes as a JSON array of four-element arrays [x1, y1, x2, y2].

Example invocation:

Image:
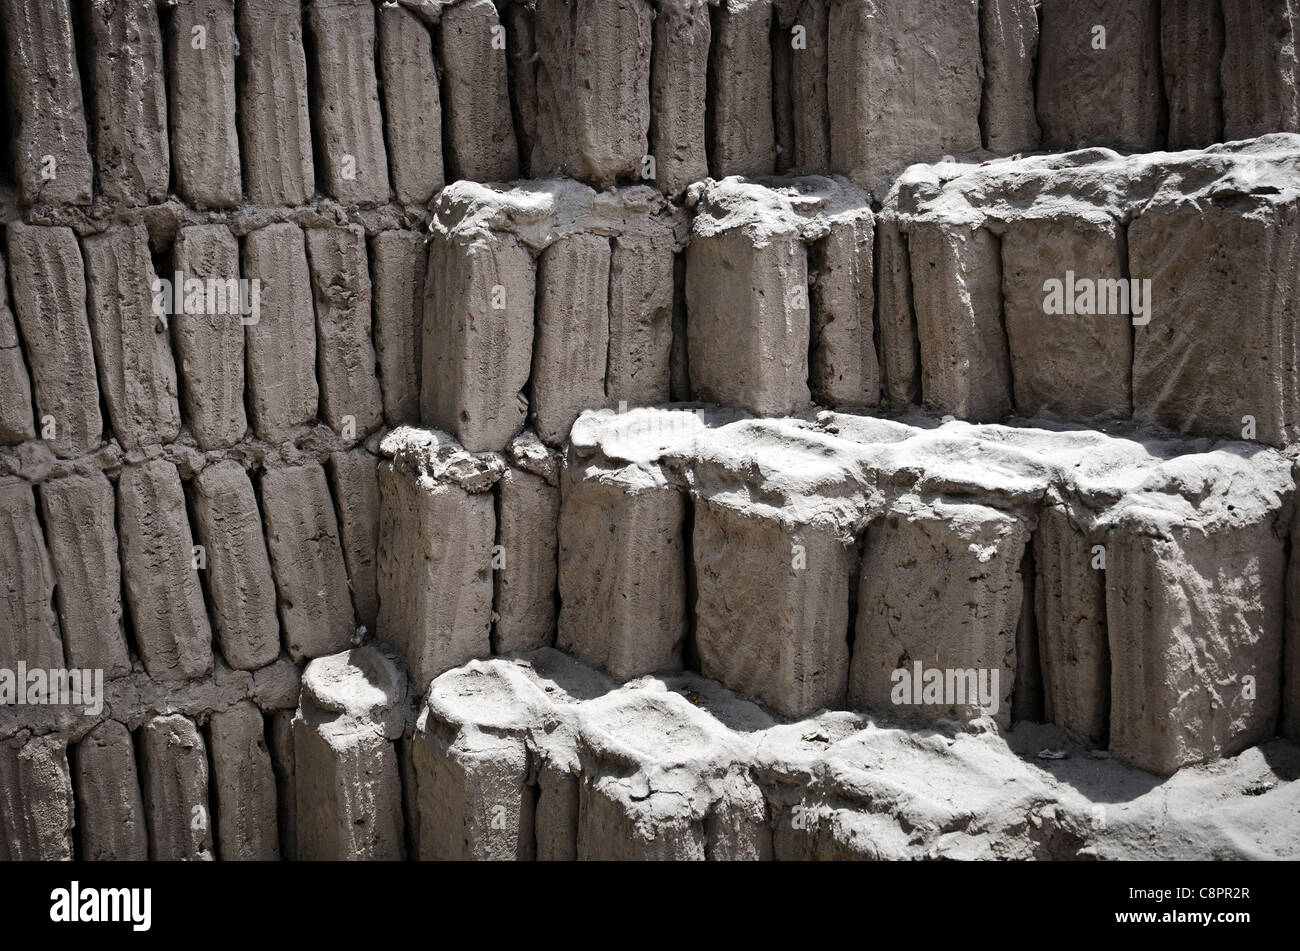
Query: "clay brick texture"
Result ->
[[2, 0, 1300, 866]]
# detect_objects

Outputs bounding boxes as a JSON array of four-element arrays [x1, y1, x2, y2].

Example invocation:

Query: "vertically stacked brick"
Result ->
[[242, 224, 319, 442], [377, 443, 495, 691], [532, 0, 652, 185], [293, 648, 406, 861], [1222, 0, 1300, 139], [209, 700, 280, 860], [576, 690, 765, 860], [711, 0, 774, 177], [1000, 214, 1132, 421], [139, 715, 214, 861], [377, 4, 444, 204], [306, 0, 390, 205], [259, 462, 355, 662], [167, 0, 242, 207], [809, 216, 878, 409], [305, 225, 383, 438], [1130, 194, 1300, 447], [236, 0, 315, 205], [495, 463, 560, 653], [412, 662, 541, 860], [532, 234, 611, 444], [190, 462, 281, 671], [875, 217, 920, 405], [426, 181, 675, 449], [1162, 0, 1224, 148], [1036, 0, 1164, 151], [1106, 495, 1289, 775], [0, 255, 35, 444], [685, 182, 811, 417], [74, 721, 149, 861], [504, 1, 540, 174], [981, 0, 1042, 154], [908, 221, 1012, 423], [0, 737, 74, 861], [557, 457, 687, 681], [0, 0, 93, 206], [579, 778, 705, 859], [849, 501, 1028, 730], [702, 776, 772, 861], [439, 0, 519, 182], [773, 27, 794, 176], [87, 0, 170, 204], [827, 0, 982, 186], [606, 232, 675, 405], [423, 217, 535, 452], [83, 225, 182, 450], [649, 0, 710, 194], [117, 460, 214, 681], [535, 752, 580, 861], [0, 480, 64, 672], [371, 230, 426, 426], [5, 224, 102, 457], [172, 225, 248, 450], [328, 449, 381, 633], [693, 499, 854, 719], [785, 0, 831, 172], [38, 474, 131, 677]]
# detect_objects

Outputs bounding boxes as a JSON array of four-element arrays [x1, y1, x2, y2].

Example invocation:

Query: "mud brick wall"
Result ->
[[376, 427, 561, 690], [371, 406, 1300, 781], [342, 630, 1296, 861], [2, 0, 1300, 862], [0, 0, 421, 862], [549, 408, 1299, 776], [509, 0, 1300, 191], [877, 136, 1300, 446], [685, 176, 877, 416], [422, 179, 687, 452], [4, 0, 1300, 213]]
